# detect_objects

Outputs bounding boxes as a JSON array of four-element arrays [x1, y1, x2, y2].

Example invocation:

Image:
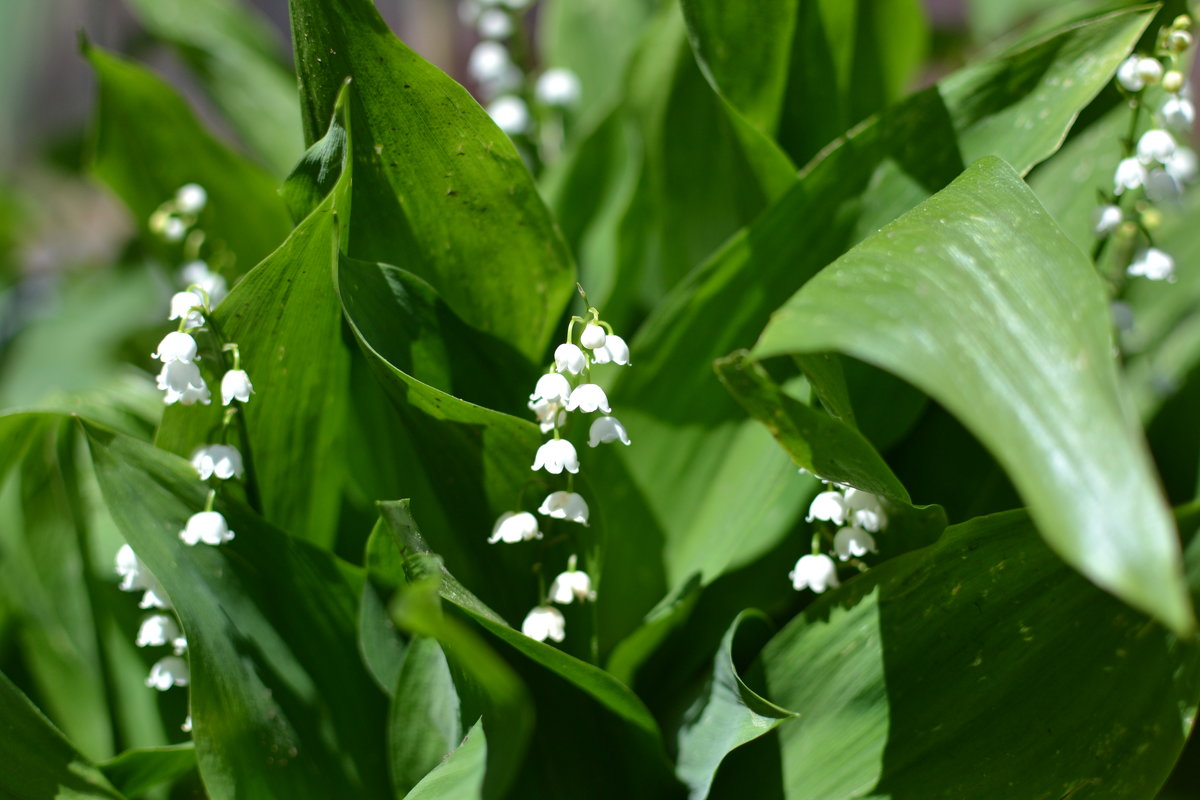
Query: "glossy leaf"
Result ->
[[82, 420, 390, 799], [84, 42, 291, 275], [99, 744, 197, 798], [388, 636, 462, 794], [759, 510, 1200, 798], [675, 611, 796, 800], [288, 0, 575, 360], [0, 670, 124, 800], [754, 156, 1191, 632], [403, 719, 487, 800]]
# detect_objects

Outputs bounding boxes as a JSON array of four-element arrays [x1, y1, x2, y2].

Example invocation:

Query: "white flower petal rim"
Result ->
[[521, 605, 566, 642], [531, 373, 572, 405], [537, 491, 589, 525], [587, 415, 630, 447], [548, 569, 595, 604], [489, 511, 542, 544], [146, 655, 190, 691], [180, 510, 236, 546], [789, 554, 839, 593], [834, 526, 878, 561], [806, 491, 847, 525], [566, 383, 611, 414], [221, 369, 254, 406], [553, 343, 586, 375], [531, 439, 580, 474], [191, 444, 245, 481], [152, 331, 199, 364]]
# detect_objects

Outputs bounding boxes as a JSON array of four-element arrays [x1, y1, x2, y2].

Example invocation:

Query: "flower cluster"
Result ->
[[493, 299, 630, 643], [789, 485, 889, 594], [460, 0, 581, 147], [1096, 16, 1197, 287]]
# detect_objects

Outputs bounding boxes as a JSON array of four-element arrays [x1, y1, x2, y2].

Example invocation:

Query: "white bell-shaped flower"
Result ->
[[833, 526, 878, 561], [1127, 248, 1176, 282], [549, 567, 596, 604], [169, 290, 206, 331], [535, 68, 582, 107], [532, 439, 580, 474], [537, 491, 589, 525], [191, 445, 244, 481], [1162, 96, 1195, 131], [1167, 147, 1197, 184], [157, 361, 210, 406], [588, 415, 630, 447], [566, 383, 611, 413], [843, 488, 887, 532], [488, 95, 530, 135], [531, 372, 572, 405], [806, 490, 847, 525], [477, 8, 512, 38], [221, 369, 254, 406], [153, 331, 199, 364], [580, 323, 606, 350], [591, 334, 631, 366], [161, 216, 186, 242], [181, 261, 227, 307], [176, 183, 207, 215], [489, 511, 542, 544], [1117, 55, 1163, 91], [554, 343, 587, 375], [1137, 129, 1176, 165], [1114, 157, 1147, 194], [115, 544, 148, 592], [136, 614, 187, 652], [469, 41, 511, 82], [521, 605, 566, 642], [180, 510, 236, 546], [788, 554, 839, 593], [528, 397, 566, 433], [1091, 204, 1123, 236], [146, 656, 190, 691]]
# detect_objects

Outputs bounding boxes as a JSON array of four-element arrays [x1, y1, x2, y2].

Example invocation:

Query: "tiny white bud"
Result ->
[[535, 68, 582, 107], [477, 8, 512, 39], [487, 95, 530, 135], [175, 183, 208, 215], [1092, 204, 1124, 237], [580, 324, 606, 350]]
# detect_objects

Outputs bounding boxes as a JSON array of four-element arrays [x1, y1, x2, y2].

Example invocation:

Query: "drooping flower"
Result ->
[[176, 183, 207, 215], [180, 510, 236, 546], [553, 343, 587, 375], [476, 8, 512, 39], [1091, 204, 1124, 236], [833, 526, 878, 561], [1114, 157, 1147, 194], [535, 68, 582, 107], [549, 567, 596, 604], [468, 40, 513, 84], [537, 491, 589, 525], [1117, 55, 1163, 92], [531, 439, 580, 474], [146, 656, 190, 691], [157, 361, 211, 406], [1167, 147, 1198, 184], [1127, 248, 1176, 281], [788, 554, 839, 593], [221, 369, 254, 406], [528, 397, 566, 433], [521, 605, 566, 642], [136, 614, 187, 653], [489, 511, 542, 544], [152, 331, 199, 364], [587, 416, 630, 447], [531, 372, 572, 405], [1162, 95, 1196, 131], [806, 490, 847, 525], [1137, 129, 1177, 165], [191, 445, 244, 481], [843, 488, 887, 532], [115, 544, 171, 610], [566, 383, 611, 413], [580, 323, 606, 350], [488, 95, 530, 135], [169, 290, 206, 331], [591, 334, 631, 366]]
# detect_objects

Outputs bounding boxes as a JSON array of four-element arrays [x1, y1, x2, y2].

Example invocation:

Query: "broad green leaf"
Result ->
[[388, 636, 462, 794], [714, 352, 908, 501], [121, 0, 303, 176], [84, 42, 291, 275], [99, 744, 197, 798], [599, 7, 1153, 640], [154, 164, 350, 547], [754, 156, 1191, 632], [288, 0, 574, 360], [82, 421, 390, 799], [403, 719, 487, 800], [0, 669, 125, 800], [361, 519, 409, 694], [759, 510, 1200, 798], [674, 611, 796, 800], [682, 0, 928, 165]]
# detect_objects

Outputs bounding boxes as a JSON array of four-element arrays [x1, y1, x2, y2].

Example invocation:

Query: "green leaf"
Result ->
[[84, 42, 291, 275], [403, 719, 487, 800], [82, 421, 390, 799], [120, 0, 303, 176], [388, 636, 463, 794], [675, 611, 796, 800], [154, 161, 350, 547], [99, 744, 197, 798], [759, 510, 1200, 798], [682, 0, 928, 165], [0, 670, 125, 800], [288, 0, 574, 360], [714, 352, 908, 501], [361, 519, 409, 694], [754, 156, 1192, 633], [601, 6, 1153, 639]]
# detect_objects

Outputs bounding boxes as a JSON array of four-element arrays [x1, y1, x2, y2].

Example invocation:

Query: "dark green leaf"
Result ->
[[99, 744, 197, 798], [759, 510, 1200, 798], [754, 156, 1191, 632], [403, 719, 487, 800], [82, 421, 390, 799], [388, 636, 463, 795]]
